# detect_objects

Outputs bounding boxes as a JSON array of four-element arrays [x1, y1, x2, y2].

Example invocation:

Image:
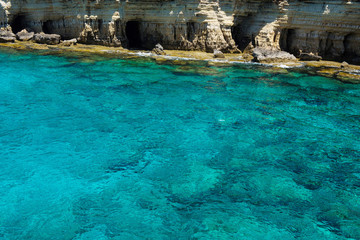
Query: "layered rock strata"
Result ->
[[0, 0, 359, 62]]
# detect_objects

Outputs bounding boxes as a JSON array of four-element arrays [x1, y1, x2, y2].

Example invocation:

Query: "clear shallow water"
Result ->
[[1, 48, 360, 240]]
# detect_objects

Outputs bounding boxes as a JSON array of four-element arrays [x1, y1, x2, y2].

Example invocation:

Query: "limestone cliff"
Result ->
[[0, 0, 360, 62]]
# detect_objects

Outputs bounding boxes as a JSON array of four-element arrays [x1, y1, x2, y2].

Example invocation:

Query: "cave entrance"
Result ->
[[279, 28, 296, 53], [10, 14, 27, 33], [231, 24, 253, 51], [231, 15, 255, 51], [187, 21, 195, 42], [42, 20, 54, 34], [343, 33, 359, 63], [125, 21, 142, 49]]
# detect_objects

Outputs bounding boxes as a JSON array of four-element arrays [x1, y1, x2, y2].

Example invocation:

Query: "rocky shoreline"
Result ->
[[1, 0, 360, 82], [2, 0, 360, 60], [1, 39, 360, 84]]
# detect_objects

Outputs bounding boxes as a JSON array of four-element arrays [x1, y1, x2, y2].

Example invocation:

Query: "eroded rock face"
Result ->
[[0, 0, 359, 61], [279, 2, 360, 62]]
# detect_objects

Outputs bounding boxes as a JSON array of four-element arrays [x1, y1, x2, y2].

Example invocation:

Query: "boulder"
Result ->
[[16, 29, 34, 41], [0, 30, 16, 43], [62, 38, 77, 46], [34, 33, 61, 45], [213, 50, 225, 58], [299, 52, 322, 61], [252, 47, 296, 63], [151, 43, 166, 55], [341, 61, 349, 68]]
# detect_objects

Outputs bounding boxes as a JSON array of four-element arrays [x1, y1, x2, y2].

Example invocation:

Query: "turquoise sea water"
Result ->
[[0, 48, 360, 240]]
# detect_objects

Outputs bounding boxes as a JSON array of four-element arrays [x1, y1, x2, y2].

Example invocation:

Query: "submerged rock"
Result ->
[[299, 52, 322, 61], [171, 164, 223, 199], [16, 29, 34, 41], [151, 43, 166, 55], [0, 30, 16, 43], [252, 48, 296, 63], [34, 33, 61, 45], [213, 50, 225, 58]]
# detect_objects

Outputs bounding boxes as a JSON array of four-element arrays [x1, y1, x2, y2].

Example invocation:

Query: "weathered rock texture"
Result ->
[[0, 29, 15, 42], [252, 47, 296, 63], [16, 29, 34, 41], [34, 33, 61, 45], [0, 0, 359, 62], [279, 1, 360, 63]]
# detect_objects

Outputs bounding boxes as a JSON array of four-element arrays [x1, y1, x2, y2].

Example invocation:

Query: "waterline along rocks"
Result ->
[[0, 0, 360, 63]]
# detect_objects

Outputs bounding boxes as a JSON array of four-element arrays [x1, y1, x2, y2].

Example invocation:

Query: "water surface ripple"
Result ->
[[0, 49, 360, 240]]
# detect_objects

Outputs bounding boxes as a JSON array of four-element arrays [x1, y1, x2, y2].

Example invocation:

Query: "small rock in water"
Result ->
[[0, 30, 16, 43], [151, 43, 166, 55], [16, 29, 34, 41], [213, 50, 225, 58]]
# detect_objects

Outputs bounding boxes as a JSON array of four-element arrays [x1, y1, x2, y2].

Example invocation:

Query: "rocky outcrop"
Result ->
[[151, 43, 166, 55], [34, 33, 61, 45], [16, 29, 34, 41], [62, 38, 77, 47], [0, 0, 359, 62], [213, 50, 225, 58], [252, 47, 296, 63], [299, 53, 322, 61], [0, 29, 15, 42]]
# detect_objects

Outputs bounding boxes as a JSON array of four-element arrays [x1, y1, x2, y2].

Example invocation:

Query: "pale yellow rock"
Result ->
[[0, 0, 359, 60]]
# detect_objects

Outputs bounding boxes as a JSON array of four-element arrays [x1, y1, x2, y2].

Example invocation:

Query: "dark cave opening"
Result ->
[[343, 33, 360, 64], [125, 21, 142, 49], [344, 33, 356, 58], [231, 15, 255, 51], [98, 19, 103, 32], [187, 21, 195, 42], [279, 28, 297, 54], [42, 20, 54, 34], [231, 24, 253, 51], [10, 14, 27, 34]]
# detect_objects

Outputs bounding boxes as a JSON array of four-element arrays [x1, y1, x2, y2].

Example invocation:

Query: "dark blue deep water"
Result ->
[[1, 48, 360, 240]]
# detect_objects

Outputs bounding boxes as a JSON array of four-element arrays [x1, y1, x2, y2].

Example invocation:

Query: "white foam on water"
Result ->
[[207, 59, 229, 63], [159, 55, 196, 61], [126, 51, 197, 61], [350, 70, 360, 75], [129, 51, 153, 57]]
